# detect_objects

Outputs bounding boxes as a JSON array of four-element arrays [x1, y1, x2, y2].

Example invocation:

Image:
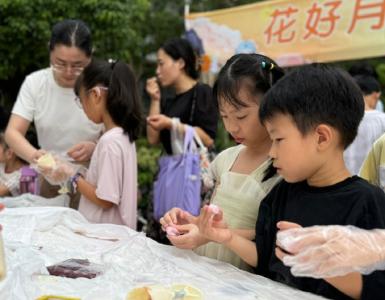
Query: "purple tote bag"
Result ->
[[153, 126, 201, 220]]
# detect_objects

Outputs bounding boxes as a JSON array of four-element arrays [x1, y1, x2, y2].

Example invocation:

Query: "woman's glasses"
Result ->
[[74, 86, 109, 109], [51, 62, 85, 75]]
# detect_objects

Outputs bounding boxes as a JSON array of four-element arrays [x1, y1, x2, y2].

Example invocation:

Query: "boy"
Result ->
[[198, 64, 385, 300]]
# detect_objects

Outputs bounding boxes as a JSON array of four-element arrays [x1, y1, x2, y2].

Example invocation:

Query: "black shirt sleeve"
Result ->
[[355, 187, 385, 300]]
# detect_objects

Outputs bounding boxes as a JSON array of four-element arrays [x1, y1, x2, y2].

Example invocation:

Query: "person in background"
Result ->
[[0, 132, 27, 197], [344, 75, 385, 174], [146, 37, 218, 153], [5, 19, 102, 208], [145, 37, 218, 242]]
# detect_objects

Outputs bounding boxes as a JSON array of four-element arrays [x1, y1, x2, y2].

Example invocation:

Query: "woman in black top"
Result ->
[[146, 38, 218, 154]]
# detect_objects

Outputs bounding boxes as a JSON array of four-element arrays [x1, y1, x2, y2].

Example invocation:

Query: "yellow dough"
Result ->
[[127, 284, 202, 300], [37, 153, 56, 168]]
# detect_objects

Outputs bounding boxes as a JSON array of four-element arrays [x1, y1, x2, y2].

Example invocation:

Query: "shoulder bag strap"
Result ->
[[189, 83, 199, 124]]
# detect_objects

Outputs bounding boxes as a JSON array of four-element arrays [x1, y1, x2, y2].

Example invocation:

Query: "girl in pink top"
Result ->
[[72, 60, 142, 229]]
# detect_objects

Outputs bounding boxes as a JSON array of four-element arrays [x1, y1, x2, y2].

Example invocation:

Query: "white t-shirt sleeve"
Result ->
[[95, 148, 123, 205], [12, 75, 36, 121]]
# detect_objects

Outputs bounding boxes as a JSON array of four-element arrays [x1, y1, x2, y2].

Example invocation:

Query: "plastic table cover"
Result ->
[[0, 207, 327, 300]]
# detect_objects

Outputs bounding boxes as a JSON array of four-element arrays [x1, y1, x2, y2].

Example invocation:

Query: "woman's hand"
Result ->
[[67, 141, 96, 162], [146, 77, 161, 102], [147, 114, 172, 131], [31, 149, 47, 163]]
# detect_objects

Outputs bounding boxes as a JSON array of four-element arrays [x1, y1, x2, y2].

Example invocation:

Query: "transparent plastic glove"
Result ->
[[33, 153, 80, 186], [277, 225, 385, 278]]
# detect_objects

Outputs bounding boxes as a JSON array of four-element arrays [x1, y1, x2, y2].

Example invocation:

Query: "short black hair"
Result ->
[[161, 37, 199, 79], [354, 75, 381, 95], [75, 59, 143, 142], [214, 53, 285, 109], [259, 64, 364, 149], [49, 19, 92, 56]]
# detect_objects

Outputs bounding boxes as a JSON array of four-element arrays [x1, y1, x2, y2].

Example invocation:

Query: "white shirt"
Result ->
[[345, 110, 385, 174], [12, 68, 102, 155], [0, 163, 21, 196], [78, 127, 137, 229]]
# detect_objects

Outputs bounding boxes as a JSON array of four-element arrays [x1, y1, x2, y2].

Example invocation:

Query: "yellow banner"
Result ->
[[186, 0, 385, 68]]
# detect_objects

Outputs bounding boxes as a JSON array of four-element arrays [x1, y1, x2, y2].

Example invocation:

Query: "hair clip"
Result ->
[[261, 61, 275, 71], [108, 58, 118, 69]]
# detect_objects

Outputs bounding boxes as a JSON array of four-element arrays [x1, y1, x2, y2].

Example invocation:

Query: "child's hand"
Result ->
[[159, 207, 198, 230], [67, 141, 96, 162], [146, 77, 161, 102], [167, 223, 203, 249], [147, 114, 172, 131], [198, 205, 231, 244], [275, 221, 302, 262]]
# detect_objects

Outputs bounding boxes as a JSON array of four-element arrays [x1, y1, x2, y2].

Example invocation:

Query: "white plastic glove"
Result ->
[[277, 225, 385, 278], [34, 153, 79, 186]]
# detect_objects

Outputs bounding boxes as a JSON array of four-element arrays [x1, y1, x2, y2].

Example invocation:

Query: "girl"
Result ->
[[160, 53, 284, 271], [71, 59, 142, 229]]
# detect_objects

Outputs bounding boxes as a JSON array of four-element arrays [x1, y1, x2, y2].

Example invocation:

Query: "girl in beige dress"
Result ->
[[160, 53, 284, 271]]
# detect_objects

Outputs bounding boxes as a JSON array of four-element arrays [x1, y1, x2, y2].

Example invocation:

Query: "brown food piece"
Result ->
[[47, 259, 100, 279]]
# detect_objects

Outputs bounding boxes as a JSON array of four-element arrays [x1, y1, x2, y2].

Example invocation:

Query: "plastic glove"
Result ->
[[277, 225, 385, 278], [34, 153, 79, 186]]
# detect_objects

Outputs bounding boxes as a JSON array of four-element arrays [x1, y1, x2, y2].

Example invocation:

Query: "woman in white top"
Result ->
[[5, 20, 102, 206], [160, 54, 284, 271]]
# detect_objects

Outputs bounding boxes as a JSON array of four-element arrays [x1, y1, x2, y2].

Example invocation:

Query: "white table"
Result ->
[[0, 207, 327, 300]]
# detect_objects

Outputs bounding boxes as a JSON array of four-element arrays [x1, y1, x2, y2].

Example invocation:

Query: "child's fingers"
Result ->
[[277, 221, 302, 231], [275, 247, 288, 261]]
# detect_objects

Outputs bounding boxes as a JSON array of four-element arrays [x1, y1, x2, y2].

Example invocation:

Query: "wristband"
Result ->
[[70, 172, 83, 193]]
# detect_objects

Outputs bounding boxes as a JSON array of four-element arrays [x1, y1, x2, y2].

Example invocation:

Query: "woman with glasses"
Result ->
[[5, 19, 102, 208]]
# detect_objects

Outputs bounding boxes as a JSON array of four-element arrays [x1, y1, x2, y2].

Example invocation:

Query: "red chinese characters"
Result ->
[[348, 0, 385, 33], [304, 1, 342, 39], [265, 6, 299, 44]]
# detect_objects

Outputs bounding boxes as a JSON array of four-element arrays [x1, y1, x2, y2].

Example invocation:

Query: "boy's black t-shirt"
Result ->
[[255, 176, 385, 300], [160, 83, 218, 154]]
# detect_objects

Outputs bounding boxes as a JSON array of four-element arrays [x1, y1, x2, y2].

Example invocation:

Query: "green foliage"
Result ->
[[0, 0, 150, 108], [136, 138, 161, 210], [0, 0, 149, 81]]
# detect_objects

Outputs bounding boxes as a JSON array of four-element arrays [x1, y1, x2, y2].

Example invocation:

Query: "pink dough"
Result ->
[[209, 204, 220, 215], [166, 226, 180, 236]]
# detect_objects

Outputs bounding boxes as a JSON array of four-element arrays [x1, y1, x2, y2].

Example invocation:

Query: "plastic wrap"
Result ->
[[277, 225, 385, 278], [0, 193, 70, 208], [0, 207, 327, 299], [33, 152, 84, 193]]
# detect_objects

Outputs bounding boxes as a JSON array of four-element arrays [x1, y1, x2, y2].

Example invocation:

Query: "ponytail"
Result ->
[[74, 59, 143, 142], [107, 61, 143, 142]]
